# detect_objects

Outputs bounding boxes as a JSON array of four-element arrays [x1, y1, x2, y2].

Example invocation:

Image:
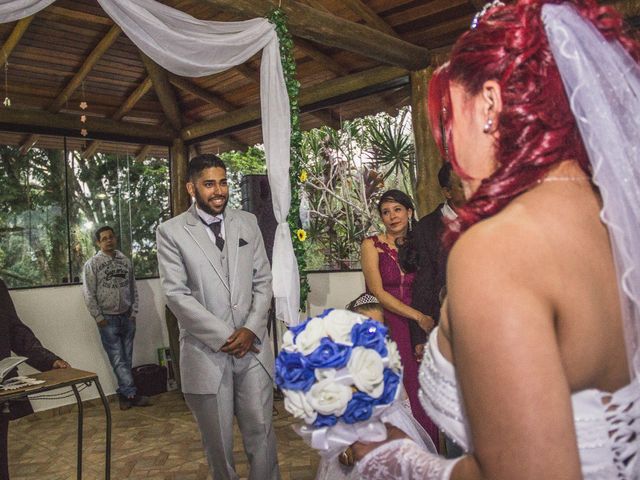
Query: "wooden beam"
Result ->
[[341, 0, 399, 38], [295, 38, 350, 76], [49, 25, 121, 112], [47, 6, 113, 25], [168, 74, 237, 112], [410, 68, 442, 217], [170, 138, 190, 216], [20, 24, 122, 154], [234, 64, 260, 83], [218, 136, 248, 151], [469, 0, 485, 10], [0, 16, 34, 65], [0, 108, 174, 143], [182, 65, 407, 141], [234, 61, 341, 130], [305, 109, 341, 130], [164, 75, 248, 150], [192, 0, 430, 70], [112, 77, 153, 120], [82, 77, 154, 158], [298, 0, 332, 14], [140, 53, 182, 132], [135, 145, 153, 162]]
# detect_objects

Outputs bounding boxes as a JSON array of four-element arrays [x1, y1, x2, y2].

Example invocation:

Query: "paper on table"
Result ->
[[0, 356, 27, 382]]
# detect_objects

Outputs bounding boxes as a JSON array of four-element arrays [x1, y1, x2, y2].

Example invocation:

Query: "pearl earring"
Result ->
[[482, 118, 493, 133]]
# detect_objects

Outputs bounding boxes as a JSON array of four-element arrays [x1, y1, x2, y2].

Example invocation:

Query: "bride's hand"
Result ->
[[351, 424, 410, 461]]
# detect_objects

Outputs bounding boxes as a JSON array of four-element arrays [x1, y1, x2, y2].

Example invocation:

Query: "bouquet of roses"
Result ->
[[275, 308, 404, 458]]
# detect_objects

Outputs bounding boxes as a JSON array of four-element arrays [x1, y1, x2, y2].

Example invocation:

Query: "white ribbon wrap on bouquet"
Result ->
[[295, 400, 437, 460]]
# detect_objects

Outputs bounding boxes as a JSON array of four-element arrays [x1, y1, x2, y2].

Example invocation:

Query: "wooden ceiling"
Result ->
[[0, 0, 635, 158]]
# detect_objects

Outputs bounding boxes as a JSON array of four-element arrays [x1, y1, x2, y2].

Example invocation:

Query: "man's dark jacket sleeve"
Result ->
[[0, 279, 59, 419]]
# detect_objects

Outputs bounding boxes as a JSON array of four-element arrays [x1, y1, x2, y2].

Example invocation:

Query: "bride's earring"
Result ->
[[482, 118, 493, 133]]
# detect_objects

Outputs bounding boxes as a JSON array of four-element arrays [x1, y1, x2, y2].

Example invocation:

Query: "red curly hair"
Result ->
[[427, 0, 640, 246]]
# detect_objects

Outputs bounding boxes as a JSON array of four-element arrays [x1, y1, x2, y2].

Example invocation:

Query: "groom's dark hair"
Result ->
[[188, 154, 226, 181]]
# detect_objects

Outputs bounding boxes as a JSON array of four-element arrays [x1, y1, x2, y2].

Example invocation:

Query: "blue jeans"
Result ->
[[99, 313, 137, 398]]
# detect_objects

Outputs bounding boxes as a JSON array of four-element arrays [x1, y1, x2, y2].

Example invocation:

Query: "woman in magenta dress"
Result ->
[[360, 189, 439, 446]]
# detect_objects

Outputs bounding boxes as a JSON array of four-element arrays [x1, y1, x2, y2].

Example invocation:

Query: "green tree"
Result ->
[[0, 144, 170, 288]]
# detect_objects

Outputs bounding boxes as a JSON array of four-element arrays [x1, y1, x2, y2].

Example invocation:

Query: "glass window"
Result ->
[[0, 134, 170, 288], [68, 149, 170, 281], [0, 142, 69, 287]]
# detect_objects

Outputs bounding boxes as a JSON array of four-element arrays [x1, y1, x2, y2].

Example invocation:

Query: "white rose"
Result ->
[[348, 347, 384, 399], [295, 317, 327, 355], [386, 339, 402, 373], [307, 379, 353, 416], [324, 310, 364, 344], [282, 330, 296, 351], [315, 368, 337, 381], [283, 389, 317, 424]]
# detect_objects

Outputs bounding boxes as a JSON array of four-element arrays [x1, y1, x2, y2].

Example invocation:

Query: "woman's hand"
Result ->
[[415, 313, 435, 333], [351, 424, 410, 462]]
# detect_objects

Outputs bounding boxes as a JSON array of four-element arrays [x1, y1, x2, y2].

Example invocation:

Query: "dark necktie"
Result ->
[[208, 221, 225, 251]]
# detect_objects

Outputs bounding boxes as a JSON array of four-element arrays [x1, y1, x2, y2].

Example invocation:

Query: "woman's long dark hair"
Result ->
[[377, 189, 419, 273]]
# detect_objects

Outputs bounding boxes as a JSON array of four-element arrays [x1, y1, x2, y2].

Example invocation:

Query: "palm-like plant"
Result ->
[[364, 107, 416, 197]]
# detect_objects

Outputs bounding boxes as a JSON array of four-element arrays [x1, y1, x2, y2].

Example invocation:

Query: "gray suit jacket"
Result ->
[[156, 205, 274, 395]]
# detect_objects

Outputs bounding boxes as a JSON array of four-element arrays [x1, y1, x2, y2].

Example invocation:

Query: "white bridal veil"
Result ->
[[543, 3, 640, 379]]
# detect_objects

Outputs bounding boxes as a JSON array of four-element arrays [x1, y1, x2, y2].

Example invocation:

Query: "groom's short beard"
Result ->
[[195, 188, 228, 216]]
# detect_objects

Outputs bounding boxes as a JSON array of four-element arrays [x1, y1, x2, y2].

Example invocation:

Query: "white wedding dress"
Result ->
[[357, 327, 640, 479]]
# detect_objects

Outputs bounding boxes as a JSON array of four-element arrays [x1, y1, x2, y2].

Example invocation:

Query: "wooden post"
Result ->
[[411, 68, 443, 218], [170, 138, 190, 216]]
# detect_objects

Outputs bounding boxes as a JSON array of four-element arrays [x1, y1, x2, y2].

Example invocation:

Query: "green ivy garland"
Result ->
[[268, 8, 310, 309]]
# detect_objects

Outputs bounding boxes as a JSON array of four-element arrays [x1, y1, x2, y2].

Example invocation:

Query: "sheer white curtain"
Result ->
[[0, 0, 301, 324]]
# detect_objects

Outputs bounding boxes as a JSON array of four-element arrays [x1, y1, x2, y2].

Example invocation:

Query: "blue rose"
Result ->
[[342, 392, 374, 424], [374, 368, 400, 406], [275, 350, 315, 392], [351, 320, 388, 356], [306, 337, 351, 369], [313, 414, 338, 428]]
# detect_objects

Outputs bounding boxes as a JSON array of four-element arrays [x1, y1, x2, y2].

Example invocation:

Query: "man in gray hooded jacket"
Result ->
[[82, 226, 148, 410]]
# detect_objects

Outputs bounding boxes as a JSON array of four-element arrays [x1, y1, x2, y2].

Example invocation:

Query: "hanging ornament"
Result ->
[[3, 54, 11, 108], [79, 81, 88, 137]]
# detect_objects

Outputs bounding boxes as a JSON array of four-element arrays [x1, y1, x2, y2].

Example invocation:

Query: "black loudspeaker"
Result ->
[[240, 174, 280, 357], [240, 174, 277, 264]]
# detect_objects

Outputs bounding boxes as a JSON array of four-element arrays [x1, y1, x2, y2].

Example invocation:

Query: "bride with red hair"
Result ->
[[348, 1, 640, 479]]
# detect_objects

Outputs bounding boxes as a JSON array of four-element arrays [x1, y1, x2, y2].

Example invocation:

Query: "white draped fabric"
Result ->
[[0, 0, 301, 324]]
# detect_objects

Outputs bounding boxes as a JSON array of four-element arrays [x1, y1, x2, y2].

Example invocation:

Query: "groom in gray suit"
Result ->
[[156, 154, 280, 480]]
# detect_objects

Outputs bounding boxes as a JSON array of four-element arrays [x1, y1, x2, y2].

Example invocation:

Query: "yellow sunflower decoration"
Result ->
[[299, 170, 308, 182], [296, 229, 307, 242]]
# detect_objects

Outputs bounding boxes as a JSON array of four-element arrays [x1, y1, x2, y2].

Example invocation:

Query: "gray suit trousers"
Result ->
[[184, 353, 280, 480]]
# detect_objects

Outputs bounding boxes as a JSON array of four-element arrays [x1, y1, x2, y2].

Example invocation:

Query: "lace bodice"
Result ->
[[358, 327, 640, 479], [418, 327, 640, 479]]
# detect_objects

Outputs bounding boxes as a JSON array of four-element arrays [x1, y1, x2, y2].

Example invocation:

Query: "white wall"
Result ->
[[10, 271, 365, 412], [10, 279, 168, 411], [306, 271, 365, 317]]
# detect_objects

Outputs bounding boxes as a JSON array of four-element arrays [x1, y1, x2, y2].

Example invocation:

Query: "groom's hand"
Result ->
[[221, 327, 260, 358]]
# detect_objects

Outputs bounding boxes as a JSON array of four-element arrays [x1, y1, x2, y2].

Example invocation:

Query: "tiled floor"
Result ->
[[8, 390, 320, 479]]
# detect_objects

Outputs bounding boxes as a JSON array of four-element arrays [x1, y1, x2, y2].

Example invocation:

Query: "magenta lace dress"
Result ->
[[368, 236, 439, 446]]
